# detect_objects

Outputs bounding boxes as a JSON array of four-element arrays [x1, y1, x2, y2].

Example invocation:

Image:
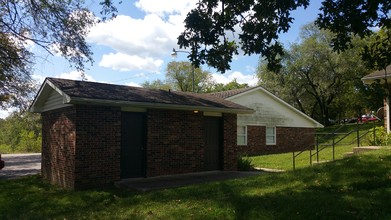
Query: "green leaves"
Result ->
[[178, 0, 309, 73], [316, 0, 391, 52], [179, 0, 390, 73], [258, 24, 376, 125]]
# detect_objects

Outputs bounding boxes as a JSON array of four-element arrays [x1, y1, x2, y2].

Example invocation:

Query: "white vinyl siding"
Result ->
[[266, 127, 276, 145], [237, 126, 247, 145]]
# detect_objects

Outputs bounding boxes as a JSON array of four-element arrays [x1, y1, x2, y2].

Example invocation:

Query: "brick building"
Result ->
[[30, 78, 253, 189], [211, 87, 324, 156]]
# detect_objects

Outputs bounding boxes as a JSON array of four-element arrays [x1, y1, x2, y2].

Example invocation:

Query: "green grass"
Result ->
[[1, 148, 391, 219], [250, 122, 383, 170]]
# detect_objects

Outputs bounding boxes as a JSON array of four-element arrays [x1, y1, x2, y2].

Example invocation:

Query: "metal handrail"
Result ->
[[293, 122, 376, 169]]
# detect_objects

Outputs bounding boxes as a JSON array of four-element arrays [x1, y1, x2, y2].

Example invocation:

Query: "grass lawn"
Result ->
[[1, 148, 391, 219], [249, 122, 383, 171]]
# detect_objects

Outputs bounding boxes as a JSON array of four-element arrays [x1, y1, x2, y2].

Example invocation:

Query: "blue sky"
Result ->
[[1, 0, 323, 118]]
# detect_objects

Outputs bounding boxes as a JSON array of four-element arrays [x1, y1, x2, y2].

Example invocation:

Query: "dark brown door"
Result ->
[[121, 112, 146, 178], [204, 116, 222, 170]]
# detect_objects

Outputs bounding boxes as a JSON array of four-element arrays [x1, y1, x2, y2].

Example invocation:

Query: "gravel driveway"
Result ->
[[0, 153, 41, 180]]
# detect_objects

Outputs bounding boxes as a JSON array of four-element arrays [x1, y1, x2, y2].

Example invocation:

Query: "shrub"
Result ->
[[366, 126, 391, 146], [237, 155, 254, 171]]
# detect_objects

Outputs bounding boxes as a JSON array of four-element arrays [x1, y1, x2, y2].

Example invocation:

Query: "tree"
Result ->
[[141, 79, 171, 90], [316, 0, 391, 53], [0, 111, 42, 153], [0, 33, 35, 109], [165, 61, 214, 93], [258, 24, 376, 125], [142, 62, 248, 93], [0, 0, 117, 109], [207, 79, 249, 92], [178, 0, 390, 73], [362, 27, 391, 71]]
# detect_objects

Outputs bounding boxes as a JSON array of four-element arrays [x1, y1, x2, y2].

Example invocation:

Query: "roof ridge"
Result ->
[[208, 86, 259, 99]]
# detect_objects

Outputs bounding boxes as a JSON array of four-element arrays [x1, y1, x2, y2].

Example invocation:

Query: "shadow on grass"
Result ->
[[0, 151, 390, 219]]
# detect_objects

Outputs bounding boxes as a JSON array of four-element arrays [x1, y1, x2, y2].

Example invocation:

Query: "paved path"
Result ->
[[0, 153, 41, 180]]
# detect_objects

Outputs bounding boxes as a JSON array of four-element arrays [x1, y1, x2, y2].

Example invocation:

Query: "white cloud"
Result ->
[[0, 109, 10, 119], [125, 82, 142, 87], [212, 71, 257, 86], [88, 14, 181, 57], [32, 74, 47, 85], [99, 53, 163, 72], [87, 0, 197, 72], [56, 71, 95, 81], [135, 0, 196, 15]]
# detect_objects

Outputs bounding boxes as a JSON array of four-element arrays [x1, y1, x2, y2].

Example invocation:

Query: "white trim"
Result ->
[[266, 127, 276, 145], [237, 125, 247, 145]]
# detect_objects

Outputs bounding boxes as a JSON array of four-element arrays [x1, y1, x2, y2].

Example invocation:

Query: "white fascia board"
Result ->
[[45, 80, 71, 104], [30, 79, 71, 113]]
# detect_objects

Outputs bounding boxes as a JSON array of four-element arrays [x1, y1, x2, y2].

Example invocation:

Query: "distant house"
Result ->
[[211, 86, 323, 155], [362, 65, 391, 133], [29, 78, 253, 189]]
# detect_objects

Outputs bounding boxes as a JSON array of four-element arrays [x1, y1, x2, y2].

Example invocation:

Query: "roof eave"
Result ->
[[362, 76, 390, 85], [29, 78, 72, 113], [68, 97, 254, 114]]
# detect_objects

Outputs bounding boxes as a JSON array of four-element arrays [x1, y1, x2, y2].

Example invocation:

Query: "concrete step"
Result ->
[[353, 146, 381, 154], [343, 152, 354, 158], [312, 160, 330, 164]]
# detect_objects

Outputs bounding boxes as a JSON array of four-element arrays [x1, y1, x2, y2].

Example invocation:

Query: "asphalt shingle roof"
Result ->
[[46, 77, 252, 112], [209, 87, 257, 99], [362, 65, 391, 80]]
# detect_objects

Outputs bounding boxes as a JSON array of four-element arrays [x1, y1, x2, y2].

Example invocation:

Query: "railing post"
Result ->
[[293, 152, 295, 170], [373, 120, 376, 144], [316, 138, 319, 163], [357, 121, 360, 147], [310, 150, 312, 165], [332, 135, 335, 161]]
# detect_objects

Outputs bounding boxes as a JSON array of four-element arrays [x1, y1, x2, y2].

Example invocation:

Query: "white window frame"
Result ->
[[266, 127, 276, 145], [237, 126, 247, 145]]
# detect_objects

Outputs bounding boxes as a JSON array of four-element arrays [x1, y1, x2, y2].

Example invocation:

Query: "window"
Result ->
[[266, 127, 276, 145], [237, 126, 247, 145]]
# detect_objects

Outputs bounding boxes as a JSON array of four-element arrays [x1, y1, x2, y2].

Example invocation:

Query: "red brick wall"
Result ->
[[238, 126, 315, 156], [146, 110, 238, 176], [146, 109, 205, 176], [222, 113, 238, 171], [42, 106, 76, 189], [42, 105, 121, 189], [73, 105, 121, 189], [42, 106, 238, 189]]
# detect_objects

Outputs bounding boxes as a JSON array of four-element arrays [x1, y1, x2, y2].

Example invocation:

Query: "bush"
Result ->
[[238, 155, 254, 171], [0, 144, 13, 154], [366, 126, 391, 146]]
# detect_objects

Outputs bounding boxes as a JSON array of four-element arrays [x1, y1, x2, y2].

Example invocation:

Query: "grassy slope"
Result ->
[[250, 122, 382, 170], [0, 148, 390, 219]]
